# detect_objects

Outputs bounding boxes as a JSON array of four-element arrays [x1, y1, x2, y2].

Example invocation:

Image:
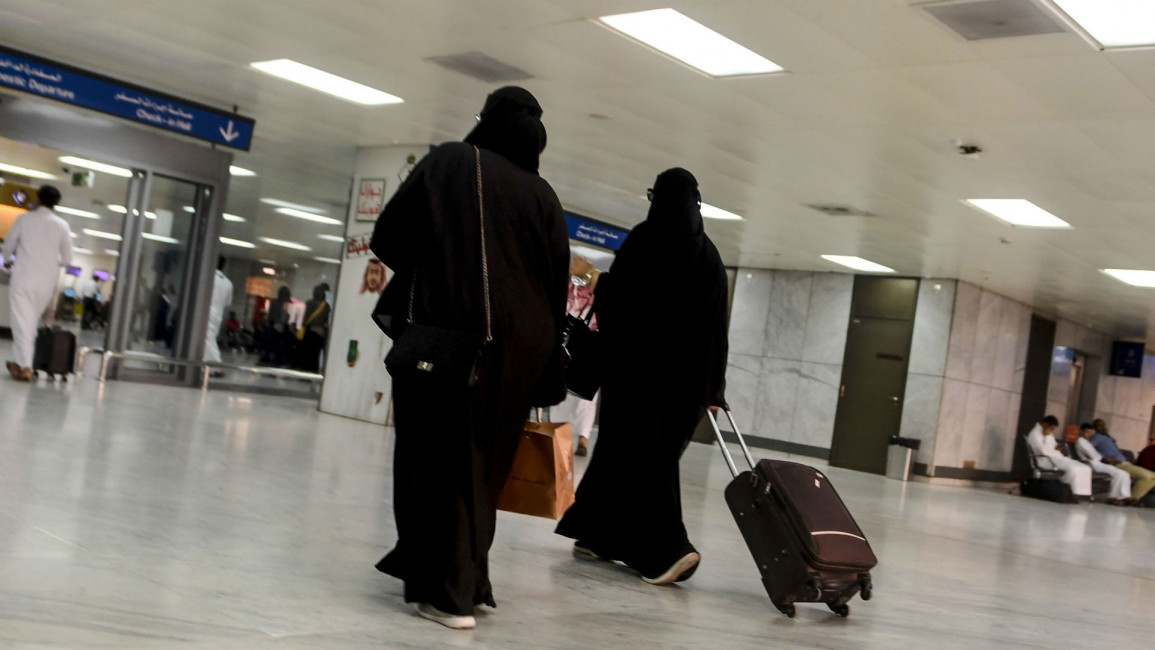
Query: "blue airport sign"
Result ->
[[0, 45, 255, 151], [566, 213, 629, 251]]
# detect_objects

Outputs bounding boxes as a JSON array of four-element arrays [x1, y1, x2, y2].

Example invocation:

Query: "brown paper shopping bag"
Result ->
[[497, 421, 575, 519]]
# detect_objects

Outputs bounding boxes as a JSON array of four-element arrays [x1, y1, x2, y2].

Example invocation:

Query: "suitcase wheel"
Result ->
[[828, 603, 850, 618], [859, 575, 873, 601], [775, 602, 796, 619]]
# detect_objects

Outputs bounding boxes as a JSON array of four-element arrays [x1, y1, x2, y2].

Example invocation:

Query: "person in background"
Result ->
[[296, 283, 330, 373], [261, 286, 293, 365], [80, 272, 102, 330], [1, 185, 72, 382], [371, 86, 568, 630], [556, 168, 729, 586], [552, 258, 600, 457], [204, 256, 234, 376], [1074, 423, 1131, 505], [1088, 419, 1155, 502], [1137, 433, 1155, 472], [1027, 415, 1092, 499]]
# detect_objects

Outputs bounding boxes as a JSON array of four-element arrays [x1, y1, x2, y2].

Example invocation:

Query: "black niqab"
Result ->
[[464, 86, 547, 174]]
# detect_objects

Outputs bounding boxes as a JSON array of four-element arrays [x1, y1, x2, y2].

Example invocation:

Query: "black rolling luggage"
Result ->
[[33, 327, 76, 380], [707, 409, 876, 618]]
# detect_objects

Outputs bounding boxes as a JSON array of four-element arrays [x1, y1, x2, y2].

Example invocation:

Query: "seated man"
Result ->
[[1088, 419, 1155, 502], [1027, 415, 1092, 499], [1136, 433, 1155, 472], [1074, 423, 1131, 504]]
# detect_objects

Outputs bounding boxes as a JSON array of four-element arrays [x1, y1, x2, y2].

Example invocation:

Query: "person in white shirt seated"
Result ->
[[1075, 423, 1132, 505], [1027, 415, 1092, 499]]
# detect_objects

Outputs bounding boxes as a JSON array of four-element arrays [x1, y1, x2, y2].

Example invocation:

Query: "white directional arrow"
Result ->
[[220, 120, 240, 143]]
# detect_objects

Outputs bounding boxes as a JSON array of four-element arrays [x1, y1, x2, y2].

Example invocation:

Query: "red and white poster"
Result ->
[[355, 178, 386, 222]]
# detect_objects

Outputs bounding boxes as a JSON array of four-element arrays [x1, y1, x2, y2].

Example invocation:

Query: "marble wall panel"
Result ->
[[1047, 351, 1073, 406], [764, 271, 812, 361], [728, 270, 773, 356], [1012, 307, 1032, 393], [801, 273, 853, 366], [724, 354, 762, 434], [899, 373, 944, 465], [933, 378, 970, 469], [753, 358, 802, 441], [791, 361, 842, 449], [992, 299, 1022, 392], [944, 282, 981, 382], [1054, 320, 1077, 349], [1000, 393, 1023, 470], [1119, 377, 1146, 421], [1046, 400, 1066, 420], [908, 280, 956, 377], [1096, 374, 1117, 418], [969, 290, 1003, 387], [982, 389, 1016, 471], [958, 384, 993, 468]]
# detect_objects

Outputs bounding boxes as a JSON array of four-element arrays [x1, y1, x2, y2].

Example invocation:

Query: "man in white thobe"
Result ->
[[1075, 423, 1131, 503], [203, 256, 233, 365], [1, 186, 72, 382], [1026, 415, 1092, 497]]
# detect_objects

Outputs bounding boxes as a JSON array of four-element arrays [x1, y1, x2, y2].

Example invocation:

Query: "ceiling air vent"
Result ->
[[921, 0, 1066, 40], [806, 204, 875, 217], [425, 51, 533, 83]]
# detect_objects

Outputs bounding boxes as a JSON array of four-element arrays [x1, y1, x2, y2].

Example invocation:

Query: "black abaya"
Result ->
[[371, 87, 569, 615], [555, 168, 730, 579]]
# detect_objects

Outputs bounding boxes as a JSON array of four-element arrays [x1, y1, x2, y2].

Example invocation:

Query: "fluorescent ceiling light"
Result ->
[[821, 255, 896, 273], [72, 247, 93, 255], [0, 162, 57, 180], [313, 256, 342, 265], [229, 165, 256, 177], [1102, 269, 1155, 288], [220, 236, 256, 249], [317, 234, 346, 242], [260, 198, 325, 213], [223, 213, 246, 222], [1049, 1, 1155, 48], [145, 211, 157, 220], [963, 199, 1071, 229], [183, 205, 195, 213], [259, 236, 311, 251], [58, 156, 132, 178], [105, 249, 120, 256], [262, 266, 276, 276], [251, 59, 404, 105], [56, 206, 100, 219], [258, 258, 276, 265], [108, 205, 128, 214], [70, 232, 77, 238], [275, 207, 342, 225], [142, 233, 178, 244], [700, 202, 744, 221], [598, 9, 784, 77], [83, 228, 122, 241]]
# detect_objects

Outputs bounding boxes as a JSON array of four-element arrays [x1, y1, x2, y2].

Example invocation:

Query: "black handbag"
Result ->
[[563, 303, 602, 400], [384, 146, 492, 388]]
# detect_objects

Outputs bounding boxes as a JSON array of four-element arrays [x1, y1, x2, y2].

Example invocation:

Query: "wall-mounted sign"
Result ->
[[566, 212, 630, 251], [0, 45, 255, 150], [356, 178, 386, 222]]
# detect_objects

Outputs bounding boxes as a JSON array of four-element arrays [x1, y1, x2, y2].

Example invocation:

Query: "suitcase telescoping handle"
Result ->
[[707, 407, 758, 479]]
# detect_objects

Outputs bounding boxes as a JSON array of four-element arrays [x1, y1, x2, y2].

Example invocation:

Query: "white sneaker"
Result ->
[[416, 603, 476, 630], [642, 552, 700, 585]]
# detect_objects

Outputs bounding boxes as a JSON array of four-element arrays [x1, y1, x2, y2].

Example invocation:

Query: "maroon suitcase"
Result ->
[[708, 410, 876, 618]]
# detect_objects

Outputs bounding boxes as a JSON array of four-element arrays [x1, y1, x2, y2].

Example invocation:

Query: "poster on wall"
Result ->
[[355, 179, 386, 222]]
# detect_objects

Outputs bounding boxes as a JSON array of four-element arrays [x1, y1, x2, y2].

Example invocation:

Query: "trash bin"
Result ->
[[886, 436, 921, 481]]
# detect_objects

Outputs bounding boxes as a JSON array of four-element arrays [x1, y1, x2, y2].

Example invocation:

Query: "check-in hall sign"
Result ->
[[0, 45, 255, 150]]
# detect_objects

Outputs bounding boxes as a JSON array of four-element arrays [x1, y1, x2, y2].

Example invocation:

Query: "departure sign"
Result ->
[[0, 45, 255, 150], [566, 213, 630, 251]]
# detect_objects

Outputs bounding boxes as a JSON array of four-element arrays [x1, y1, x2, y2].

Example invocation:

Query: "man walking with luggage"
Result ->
[[1, 185, 73, 382]]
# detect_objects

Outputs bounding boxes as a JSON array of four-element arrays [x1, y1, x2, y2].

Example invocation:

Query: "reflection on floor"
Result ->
[[0, 378, 1152, 648]]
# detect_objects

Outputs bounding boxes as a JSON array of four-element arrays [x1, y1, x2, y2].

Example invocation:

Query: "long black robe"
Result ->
[[555, 167, 729, 578], [371, 90, 569, 615]]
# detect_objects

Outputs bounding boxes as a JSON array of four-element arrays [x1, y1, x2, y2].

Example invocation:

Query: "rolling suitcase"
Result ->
[[707, 409, 876, 618], [33, 327, 77, 380]]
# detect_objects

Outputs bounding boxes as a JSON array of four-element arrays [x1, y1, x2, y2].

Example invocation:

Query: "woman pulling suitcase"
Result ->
[[556, 167, 730, 584]]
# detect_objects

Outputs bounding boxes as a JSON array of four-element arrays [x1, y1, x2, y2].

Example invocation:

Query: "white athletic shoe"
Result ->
[[416, 603, 476, 630], [642, 552, 701, 585]]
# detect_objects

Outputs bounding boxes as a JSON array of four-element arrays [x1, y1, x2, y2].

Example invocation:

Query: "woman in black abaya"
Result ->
[[370, 87, 569, 630], [556, 168, 729, 585]]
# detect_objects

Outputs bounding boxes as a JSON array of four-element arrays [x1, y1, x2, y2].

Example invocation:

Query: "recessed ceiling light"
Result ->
[[250, 59, 404, 105], [821, 255, 896, 273], [317, 234, 346, 242], [598, 9, 784, 77], [313, 256, 342, 265], [229, 165, 256, 177], [73, 247, 93, 255], [700, 202, 744, 221], [1049, 1, 1155, 48], [144, 211, 157, 220], [142, 233, 178, 244], [1102, 269, 1155, 288], [183, 205, 196, 213], [259, 236, 311, 251], [56, 206, 100, 219], [275, 207, 343, 225], [220, 236, 256, 249], [963, 199, 1072, 228], [262, 266, 277, 276], [223, 213, 246, 222], [0, 162, 57, 180], [83, 228, 122, 241], [58, 156, 132, 178], [105, 249, 120, 256], [108, 205, 128, 214], [260, 198, 325, 213]]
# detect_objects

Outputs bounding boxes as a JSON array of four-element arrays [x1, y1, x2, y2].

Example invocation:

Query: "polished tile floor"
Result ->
[[1, 376, 1152, 648]]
